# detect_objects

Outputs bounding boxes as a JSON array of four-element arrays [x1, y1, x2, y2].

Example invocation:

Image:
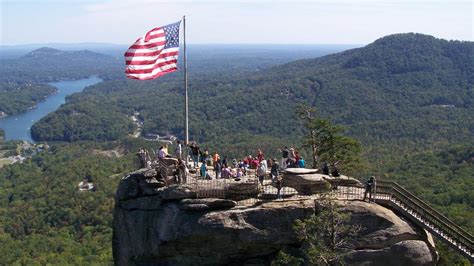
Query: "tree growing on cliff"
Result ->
[[294, 194, 361, 265], [272, 194, 360, 265], [297, 104, 362, 174]]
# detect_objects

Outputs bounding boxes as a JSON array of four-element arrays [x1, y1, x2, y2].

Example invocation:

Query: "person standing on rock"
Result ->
[[257, 161, 266, 187], [363, 176, 376, 202], [157, 146, 167, 160], [257, 149, 264, 162], [214, 159, 222, 179], [144, 149, 152, 168], [202, 148, 210, 165], [200, 161, 207, 179], [287, 147, 297, 168], [175, 159, 187, 184], [175, 140, 182, 159], [136, 148, 146, 169], [298, 157, 305, 168], [212, 151, 220, 168], [222, 156, 228, 169], [189, 142, 200, 168], [321, 162, 330, 175], [270, 158, 280, 183], [280, 146, 289, 169], [276, 175, 283, 200]]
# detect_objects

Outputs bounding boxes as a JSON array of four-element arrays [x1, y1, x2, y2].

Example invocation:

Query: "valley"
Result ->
[[0, 34, 472, 265]]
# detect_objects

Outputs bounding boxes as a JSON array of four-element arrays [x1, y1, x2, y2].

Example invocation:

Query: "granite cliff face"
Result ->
[[113, 169, 437, 265]]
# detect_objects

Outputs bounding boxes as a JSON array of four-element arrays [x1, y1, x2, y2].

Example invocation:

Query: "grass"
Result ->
[[0, 158, 14, 168]]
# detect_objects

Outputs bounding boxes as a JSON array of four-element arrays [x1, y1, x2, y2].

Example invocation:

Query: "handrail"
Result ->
[[376, 181, 473, 247], [364, 180, 473, 261], [378, 181, 473, 241], [181, 172, 473, 260]]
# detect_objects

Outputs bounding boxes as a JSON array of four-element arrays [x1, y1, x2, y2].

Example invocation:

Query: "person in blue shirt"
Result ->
[[298, 157, 305, 168], [200, 160, 207, 179]]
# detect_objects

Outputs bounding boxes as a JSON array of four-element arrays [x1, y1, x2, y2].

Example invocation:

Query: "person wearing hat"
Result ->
[[363, 176, 377, 202]]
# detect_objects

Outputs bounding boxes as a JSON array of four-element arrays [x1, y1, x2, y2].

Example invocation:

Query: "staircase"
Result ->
[[364, 180, 474, 262]]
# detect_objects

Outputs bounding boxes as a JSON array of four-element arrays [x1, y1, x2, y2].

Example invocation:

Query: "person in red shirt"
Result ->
[[257, 149, 264, 162]]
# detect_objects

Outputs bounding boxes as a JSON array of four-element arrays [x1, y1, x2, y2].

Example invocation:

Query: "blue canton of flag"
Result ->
[[163, 22, 180, 49]]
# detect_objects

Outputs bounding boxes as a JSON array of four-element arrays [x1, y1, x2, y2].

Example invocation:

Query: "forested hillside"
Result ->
[[0, 83, 57, 115], [0, 47, 123, 116], [1, 33, 473, 264], [31, 34, 474, 156], [0, 47, 123, 83], [384, 145, 474, 265], [0, 141, 137, 264]]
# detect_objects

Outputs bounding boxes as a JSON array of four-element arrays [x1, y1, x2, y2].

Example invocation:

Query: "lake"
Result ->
[[0, 76, 102, 141]]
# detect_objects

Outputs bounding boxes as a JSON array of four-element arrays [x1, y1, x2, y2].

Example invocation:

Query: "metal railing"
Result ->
[[155, 165, 473, 261], [371, 180, 473, 262]]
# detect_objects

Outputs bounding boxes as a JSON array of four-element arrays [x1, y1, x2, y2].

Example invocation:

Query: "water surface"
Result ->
[[0, 76, 102, 141]]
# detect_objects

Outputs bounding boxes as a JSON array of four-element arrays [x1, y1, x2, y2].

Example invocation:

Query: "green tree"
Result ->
[[294, 194, 360, 265], [298, 104, 362, 174]]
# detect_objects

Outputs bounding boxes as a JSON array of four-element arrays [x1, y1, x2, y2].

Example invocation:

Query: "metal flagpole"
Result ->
[[183, 15, 189, 146]]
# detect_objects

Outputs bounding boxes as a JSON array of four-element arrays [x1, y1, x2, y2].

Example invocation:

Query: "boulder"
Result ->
[[260, 185, 298, 199], [157, 184, 196, 200], [282, 172, 331, 195], [179, 198, 236, 211], [283, 168, 319, 175], [115, 168, 162, 201], [225, 177, 259, 200], [323, 174, 363, 187], [345, 240, 436, 266]]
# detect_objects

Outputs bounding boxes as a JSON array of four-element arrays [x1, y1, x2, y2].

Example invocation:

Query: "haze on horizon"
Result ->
[[0, 0, 472, 46]]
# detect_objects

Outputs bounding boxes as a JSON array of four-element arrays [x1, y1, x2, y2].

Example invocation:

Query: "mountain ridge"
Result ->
[[31, 33, 473, 157], [0, 47, 123, 83]]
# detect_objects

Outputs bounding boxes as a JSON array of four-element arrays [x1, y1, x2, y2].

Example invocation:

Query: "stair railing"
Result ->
[[366, 180, 473, 261]]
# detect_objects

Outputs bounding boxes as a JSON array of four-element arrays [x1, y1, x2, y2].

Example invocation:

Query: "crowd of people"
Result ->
[[136, 142, 345, 186], [137, 140, 312, 180], [135, 141, 377, 202], [135, 142, 309, 183]]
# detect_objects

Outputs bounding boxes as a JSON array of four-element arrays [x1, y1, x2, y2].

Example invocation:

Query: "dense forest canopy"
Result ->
[[0, 141, 137, 264], [0, 44, 351, 118], [0, 33, 472, 264], [0, 83, 57, 115], [0, 47, 123, 83], [0, 47, 123, 116], [31, 34, 474, 156]]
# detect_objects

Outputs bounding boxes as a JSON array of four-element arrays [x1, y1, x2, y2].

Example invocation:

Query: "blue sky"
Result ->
[[1, 0, 472, 45]]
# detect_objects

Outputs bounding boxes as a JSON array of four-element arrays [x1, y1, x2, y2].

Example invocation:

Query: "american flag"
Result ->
[[124, 21, 181, 80]]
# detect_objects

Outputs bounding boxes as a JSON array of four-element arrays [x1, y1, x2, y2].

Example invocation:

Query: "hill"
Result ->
[[31, 33, 474, 156], [0, 141, 136, 264], [2, 33, 473, 264], [0, 47, 123, 83], [0, 83, 57, 115], [0, 47, 123, 114]]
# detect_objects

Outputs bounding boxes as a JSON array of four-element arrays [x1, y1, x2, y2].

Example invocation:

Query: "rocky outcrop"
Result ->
[[113, 170, 437, 265], [282, 168, 362, 195]]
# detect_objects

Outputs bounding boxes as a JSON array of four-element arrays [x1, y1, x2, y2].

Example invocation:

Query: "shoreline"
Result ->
[[0, 87, 60, 118]]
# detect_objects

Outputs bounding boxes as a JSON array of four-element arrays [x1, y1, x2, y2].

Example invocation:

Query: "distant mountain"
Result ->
[[31, 33, 473, 155], [22, 47, 115, 61], [0, 43, 128, 59], [0, 47, 123, 83], [24, 47, 63, 56]]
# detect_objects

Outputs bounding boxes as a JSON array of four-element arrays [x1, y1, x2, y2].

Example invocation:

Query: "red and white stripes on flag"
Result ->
[[124, 21, 181, 80]]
